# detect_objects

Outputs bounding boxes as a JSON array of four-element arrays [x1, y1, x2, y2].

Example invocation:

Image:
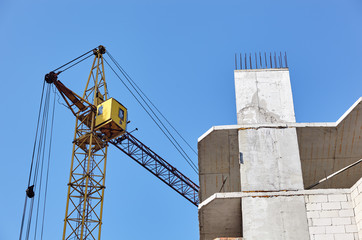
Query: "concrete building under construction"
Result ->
[[197, 55, 362, 240]]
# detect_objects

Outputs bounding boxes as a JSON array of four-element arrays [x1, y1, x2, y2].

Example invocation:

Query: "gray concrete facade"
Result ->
[[242, 196, 309, 240], [198, 67, 362, 240]]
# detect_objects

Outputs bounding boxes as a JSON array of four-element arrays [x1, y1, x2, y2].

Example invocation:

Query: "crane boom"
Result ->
[[110, 132, 199, 206]]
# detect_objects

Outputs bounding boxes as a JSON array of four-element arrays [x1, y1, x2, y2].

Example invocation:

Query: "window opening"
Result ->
[[98, 105, 103, 115], [119, 108, 124, 120]]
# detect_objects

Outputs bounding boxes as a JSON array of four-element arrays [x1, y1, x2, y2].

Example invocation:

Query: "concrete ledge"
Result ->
[[198, 97, 362, 142], [213, 238, 243, 240], [199, 186, 359, 210]]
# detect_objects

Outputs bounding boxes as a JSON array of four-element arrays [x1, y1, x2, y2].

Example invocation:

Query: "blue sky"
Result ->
[[1, 1, 361, 239]]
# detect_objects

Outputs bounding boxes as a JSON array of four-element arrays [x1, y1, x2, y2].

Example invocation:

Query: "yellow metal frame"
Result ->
[[62, 48, 109, 240]]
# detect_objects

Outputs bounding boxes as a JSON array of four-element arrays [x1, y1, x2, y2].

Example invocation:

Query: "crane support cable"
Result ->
[[104, 53, 198, 171], [32, 85, 51, 240], [104, 56, 197, 172], [106, 52, 198, 156], [52, 48, 95, 73], [57, 54, 94, 74], [19, 82, 56, 240], [103, 57, 198, 174], [40, 88, 56, 240]]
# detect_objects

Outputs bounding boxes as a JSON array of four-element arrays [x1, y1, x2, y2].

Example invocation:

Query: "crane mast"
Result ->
[[62, 46, 108, 240], [38, 45, 199, 240]]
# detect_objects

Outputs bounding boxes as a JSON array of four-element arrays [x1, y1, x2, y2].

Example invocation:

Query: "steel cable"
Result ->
[[103, 58, 198, 174], [33, 85, 51, 240], [40, 86, 56, 240], [105, 52, 198, 172], [106, 52, 198, 156], [20, 80, 46, 240], [53, 49, 95, 73], [27, 84, 51, 240], [57, 54, 94, 74], [20, 82, 55, 240]]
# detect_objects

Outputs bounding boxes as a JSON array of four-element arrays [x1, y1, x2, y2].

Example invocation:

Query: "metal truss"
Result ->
[[110, 132, 199, 206], [62, 48, 108, 240]]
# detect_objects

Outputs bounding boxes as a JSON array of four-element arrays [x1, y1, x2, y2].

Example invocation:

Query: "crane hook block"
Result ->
[[45, 71, 58, 84], [26, 185, 35, 198]]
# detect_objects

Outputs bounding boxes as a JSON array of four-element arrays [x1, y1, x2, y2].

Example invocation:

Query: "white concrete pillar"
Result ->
[[234, 69, 296, 124], [235, 68, 309, 240]]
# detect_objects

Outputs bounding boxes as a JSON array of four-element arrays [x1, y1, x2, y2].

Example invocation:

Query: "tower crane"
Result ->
[[21, 45, 199, 240]]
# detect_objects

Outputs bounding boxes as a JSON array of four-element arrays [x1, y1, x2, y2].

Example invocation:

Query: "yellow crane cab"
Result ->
[[95, 98, 128, 140]]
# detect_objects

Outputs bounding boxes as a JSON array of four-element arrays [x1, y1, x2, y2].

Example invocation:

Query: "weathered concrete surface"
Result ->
[[297, 97, 362, 189], [201, 97, 362, 190], [198, 65, 361, 240], [198, 128, 240, 202], [242, 195, 309, 240], [234, 69, 296, 124], [199, 192, 310, 240], [239, 127, 304, 191], [199, 180, 362, 240], [198, 196, 242, 240], [213, 238, 243, 240]]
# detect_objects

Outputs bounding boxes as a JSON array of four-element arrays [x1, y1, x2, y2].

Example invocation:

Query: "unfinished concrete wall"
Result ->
[[234, 69, 295, 124], [305, 189, 359, 240], [198, 128, 240, 203], [198, 64, 360, 240], [199, 197, 242, 240], [352, 178, 362, 239], [297, 98, 362, 189], [242, 195, 309, 240]]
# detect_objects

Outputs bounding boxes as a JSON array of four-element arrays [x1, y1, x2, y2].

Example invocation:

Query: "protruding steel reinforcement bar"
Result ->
[[110, 131, 200, 206], [235, 51, 288, 70]]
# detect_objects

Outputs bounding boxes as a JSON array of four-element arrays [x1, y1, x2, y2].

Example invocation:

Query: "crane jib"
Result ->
[[110, 131, 200, 206]]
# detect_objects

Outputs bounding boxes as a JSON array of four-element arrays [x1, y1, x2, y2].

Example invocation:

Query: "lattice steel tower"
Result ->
[[62, 46, 109, 240]]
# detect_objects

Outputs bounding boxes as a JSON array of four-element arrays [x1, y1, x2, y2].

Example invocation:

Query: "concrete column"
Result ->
[[238, 127, 304, 192], [235, 69, 309, 240], [234, 69, 296, 124]]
